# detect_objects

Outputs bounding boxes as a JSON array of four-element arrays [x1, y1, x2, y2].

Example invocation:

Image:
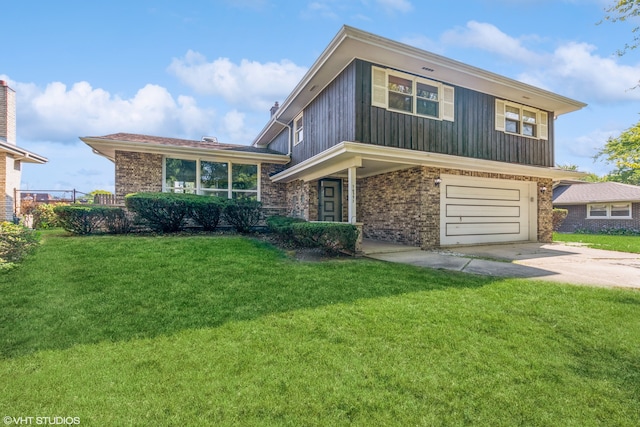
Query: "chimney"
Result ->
[[0, 80, 16, 145], [270, 101, 279, 117]]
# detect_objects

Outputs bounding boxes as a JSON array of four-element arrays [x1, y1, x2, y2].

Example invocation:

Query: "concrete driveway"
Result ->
[[364, 240, 640, 289]]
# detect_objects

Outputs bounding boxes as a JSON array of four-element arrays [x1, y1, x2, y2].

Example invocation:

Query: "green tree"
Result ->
[[596, 120, 640, 185], [601, 0, 640, 56]]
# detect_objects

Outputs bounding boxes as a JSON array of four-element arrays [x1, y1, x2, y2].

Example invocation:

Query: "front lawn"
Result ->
[[1, 233, 639, 426], [554, 232, 640, 254]]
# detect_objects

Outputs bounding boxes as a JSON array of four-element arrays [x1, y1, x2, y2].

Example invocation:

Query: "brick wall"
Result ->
[[0, 152, 7, 220], [115, 151, 163, 203], [555, 203, 640, 233], [0, 83, 16, 145], [260, 163, 288, 217]]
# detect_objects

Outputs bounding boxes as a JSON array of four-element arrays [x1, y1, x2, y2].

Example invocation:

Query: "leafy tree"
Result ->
[[596, 120, 640, 185], [556, 164, 603, 182], [601, 0, 640, 56]]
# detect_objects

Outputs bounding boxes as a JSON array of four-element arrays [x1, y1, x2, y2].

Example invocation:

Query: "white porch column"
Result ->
[[348, 166, 357, 224]]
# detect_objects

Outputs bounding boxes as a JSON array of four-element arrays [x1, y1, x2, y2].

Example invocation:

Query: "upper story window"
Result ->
[[294, 113, 304, 145], [372, 66, 455, 121], [496, 100, 548, 140], [164, 158, 260, 200], [587, 203, 632, 219]]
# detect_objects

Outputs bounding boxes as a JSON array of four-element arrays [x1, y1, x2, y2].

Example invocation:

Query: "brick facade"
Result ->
[[115, 151, 163, 203], [284, 166, 552, 249], [555, 203, 640, 233]]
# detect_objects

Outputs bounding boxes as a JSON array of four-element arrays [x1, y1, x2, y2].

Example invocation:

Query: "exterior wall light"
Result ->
[[540, 186, 547, 194], [434, 178, 442, 186]]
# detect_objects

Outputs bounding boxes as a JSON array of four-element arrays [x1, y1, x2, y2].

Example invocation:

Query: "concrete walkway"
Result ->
[[363, 240, 640, 289]]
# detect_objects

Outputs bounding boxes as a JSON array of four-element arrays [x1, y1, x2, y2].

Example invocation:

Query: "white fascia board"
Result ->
[[81, 137, 290, 164], [0, 141, 47, 164], [270, 141, 588, 183]]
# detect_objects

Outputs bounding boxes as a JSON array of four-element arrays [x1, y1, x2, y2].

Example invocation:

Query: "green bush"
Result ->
[[223, 199, 262, 233], [32, 203, 63, 229], [552, 208, 568, 231], [102, 207, 133, 234], [574, 227, 640, 236], [54, 205, 120, 235], [125, 192, 195, 232], [187, 196, 227, 231], [0, 221, 40, 268], [291, 222, 359, 254], [266, 215, 307, 243]]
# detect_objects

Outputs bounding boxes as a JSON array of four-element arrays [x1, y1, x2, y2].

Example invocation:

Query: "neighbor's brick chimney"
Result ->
[[270, 101, 279, 117], [0, 80, 17, 145]]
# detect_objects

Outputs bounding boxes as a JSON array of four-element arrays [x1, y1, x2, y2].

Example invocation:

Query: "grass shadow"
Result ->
[[0, 233, 496, 359]]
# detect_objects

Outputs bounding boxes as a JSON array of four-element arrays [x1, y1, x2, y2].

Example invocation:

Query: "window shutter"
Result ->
[[538, 111, 549, 140], [371, 67, 387, 108], [442, 85, 455, 121], [495, 100, 506, 132]]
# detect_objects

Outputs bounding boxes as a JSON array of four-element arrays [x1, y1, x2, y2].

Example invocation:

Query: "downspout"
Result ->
[[272, 117, 293, 161]]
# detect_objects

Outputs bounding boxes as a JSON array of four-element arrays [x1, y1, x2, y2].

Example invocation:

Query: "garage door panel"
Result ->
[[446, 204, 520, 218], [446, 185, 520, 201], [440, 175, 533, 246], [446, 222, 521, 236]]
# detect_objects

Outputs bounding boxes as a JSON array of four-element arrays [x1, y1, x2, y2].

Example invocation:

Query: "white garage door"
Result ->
[[440, 175, 536, 246]]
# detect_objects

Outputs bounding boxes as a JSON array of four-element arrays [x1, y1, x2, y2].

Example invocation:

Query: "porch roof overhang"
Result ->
[[270, 141, 587, 183], [81, 135, 290, 165], [0, 140, 48, 164]]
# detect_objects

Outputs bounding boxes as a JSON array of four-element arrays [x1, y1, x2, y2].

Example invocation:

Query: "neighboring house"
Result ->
[[0, 80, 47, 221], [82, 26, 587, 248], [553, 181, 640, 232]]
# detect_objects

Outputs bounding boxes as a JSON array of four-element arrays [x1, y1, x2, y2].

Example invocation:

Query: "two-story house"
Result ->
[[83, 26, 586, 248]]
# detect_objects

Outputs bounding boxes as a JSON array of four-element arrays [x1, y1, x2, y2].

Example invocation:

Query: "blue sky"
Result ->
[[2, 0, 639, 193]]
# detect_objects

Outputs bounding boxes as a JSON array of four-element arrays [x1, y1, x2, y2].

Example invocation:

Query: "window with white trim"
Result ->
[[372, 66, 455, 121], [164, 158, 260, 200], [294, 113, 303, 145], [495, 100, 548, 140], [587, 203, 632, 219]]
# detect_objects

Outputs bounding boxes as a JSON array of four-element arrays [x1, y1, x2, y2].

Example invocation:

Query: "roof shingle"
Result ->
[[553, 182, 640, 204]]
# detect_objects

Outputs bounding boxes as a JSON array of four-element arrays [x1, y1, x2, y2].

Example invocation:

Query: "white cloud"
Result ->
[[377, 0, 412, 13], [441, 21, 543, 65], [440, 21, 640, 103], [1, 77, 216, 143], [167, 51, 308, 112]]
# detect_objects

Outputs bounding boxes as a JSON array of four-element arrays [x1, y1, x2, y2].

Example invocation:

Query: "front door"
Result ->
[[319, 179, 342, 222]]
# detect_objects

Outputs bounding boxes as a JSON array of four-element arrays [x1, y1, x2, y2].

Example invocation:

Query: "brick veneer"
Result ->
[[115, 151, 163, 203], [555, 203, 640, 233], [285, 166, 552, 249]]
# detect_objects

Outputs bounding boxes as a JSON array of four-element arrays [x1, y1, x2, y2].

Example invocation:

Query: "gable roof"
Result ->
[[81, 133, 289, 164], [253, 25, 586, 147], [553, 182, 640, 204]]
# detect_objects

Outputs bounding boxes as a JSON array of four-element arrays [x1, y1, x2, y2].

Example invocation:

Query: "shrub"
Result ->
[[102, 207, 133, 234], [552, 208, 568, 231], [54, 205, 113, 235], [125, 192, 194, 232], [574, 227, 640, 236], [291, 222, 359, 254], [187, 196, 226, 231], [266, 215, 307, 243], [223, 199, 262, 233], [32, 203, 64, 229], [0, 221, 40, 268]]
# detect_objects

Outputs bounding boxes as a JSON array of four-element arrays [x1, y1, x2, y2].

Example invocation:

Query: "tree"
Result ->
[[596, 119, 640, 185], [556, 164, 604, 182], [601, 0, 640, 56]]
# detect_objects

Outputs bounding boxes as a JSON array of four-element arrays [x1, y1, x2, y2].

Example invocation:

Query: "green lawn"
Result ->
[[1, 232, 639, 426], [554, 232, 640, 254]]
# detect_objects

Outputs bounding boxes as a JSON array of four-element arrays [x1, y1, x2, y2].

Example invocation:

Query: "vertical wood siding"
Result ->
[[354, 60, 555, 167], [287, 62, 357, 167]]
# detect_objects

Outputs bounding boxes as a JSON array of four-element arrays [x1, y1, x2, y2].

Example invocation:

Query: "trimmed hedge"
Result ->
[[189, 196, 226, 231], [223, 199, 262, 233], [54, 205, 129, 235], [32, 203, 63, 229], [266, 215, 306, 242], [0, 222, 40, 268], [292, 221, 359, 254], [125, 192, 196, 232]]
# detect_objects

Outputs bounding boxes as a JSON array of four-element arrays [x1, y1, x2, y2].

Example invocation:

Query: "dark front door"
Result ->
[[318, 179, 342, 222]]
